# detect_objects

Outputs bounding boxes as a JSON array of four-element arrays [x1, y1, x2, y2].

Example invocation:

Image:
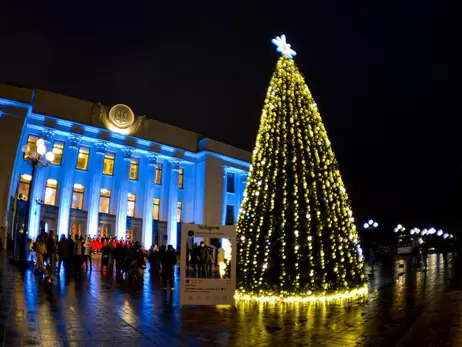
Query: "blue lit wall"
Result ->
[[5, 104, 250, 249]]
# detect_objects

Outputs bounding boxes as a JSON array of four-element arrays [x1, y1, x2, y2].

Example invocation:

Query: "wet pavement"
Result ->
[[0, 252, 461, 346]]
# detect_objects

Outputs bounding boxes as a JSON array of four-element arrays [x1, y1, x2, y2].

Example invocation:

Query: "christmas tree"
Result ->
[[236, 35, 367, 302]]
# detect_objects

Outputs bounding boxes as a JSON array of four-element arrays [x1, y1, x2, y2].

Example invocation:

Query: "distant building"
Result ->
[[0, 84, 250, 249]]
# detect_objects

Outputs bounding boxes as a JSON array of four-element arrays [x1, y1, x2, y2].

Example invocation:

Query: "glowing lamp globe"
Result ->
[[373, 222, 378, 228], [36, 138, 45, 148], [45, 152, 55, 162], [363, 223, 369, 229], [37, 145, 46, 156]]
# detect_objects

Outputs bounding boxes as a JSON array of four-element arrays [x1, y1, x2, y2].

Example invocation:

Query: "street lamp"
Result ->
[[394, 224, 406, 233], [14, 138, 55, 266], [363, 219, 379, 230]]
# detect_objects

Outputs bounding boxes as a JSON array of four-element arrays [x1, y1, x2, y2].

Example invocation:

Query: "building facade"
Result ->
[[0, 84, 250, 249]]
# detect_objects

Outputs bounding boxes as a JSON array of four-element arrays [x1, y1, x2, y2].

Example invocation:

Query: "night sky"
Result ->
[[0, 1, 459, 232]]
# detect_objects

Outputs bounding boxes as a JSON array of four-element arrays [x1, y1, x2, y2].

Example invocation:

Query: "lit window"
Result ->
[[155, 164, 162, 184], [44, 179, 58, 205], [99, 188, 111, 214], [72, 184, 85, 210], [18, 174, 32, 201], [153, 198, 160, 221], [127, 193, 136, 217], [129, 158, 139, 180], [227, 172, 235, 193], [103, 152, 115, 176], [23, 135, 38, 160], [76, 146, 89, 171], [177, 201, 182, 223], [51, 141, 64, 165], [178, 168, 184, 189]]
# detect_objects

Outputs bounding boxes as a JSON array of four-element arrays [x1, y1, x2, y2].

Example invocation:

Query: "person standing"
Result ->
[[412, 241, 420, 267], [57, 234, 67, 274], [74, 234, 83, 275], [162, 245, 177, 290], [35, 235, 46, 274], [421, 241, 429, 270], [84, 237, 93, 271], [368, 247, 376, 273], [45, 230, 57, 283], [198, 242, 209, 278]]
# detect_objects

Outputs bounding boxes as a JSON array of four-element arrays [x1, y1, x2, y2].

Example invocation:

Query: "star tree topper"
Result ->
[[272, 34, 297, 59]]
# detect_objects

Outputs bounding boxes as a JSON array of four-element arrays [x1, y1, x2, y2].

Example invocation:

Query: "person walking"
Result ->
[[162, 245, 177, 290]]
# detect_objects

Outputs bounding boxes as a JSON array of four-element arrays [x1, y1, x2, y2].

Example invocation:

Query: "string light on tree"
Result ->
[[235, 34, 367, 303]]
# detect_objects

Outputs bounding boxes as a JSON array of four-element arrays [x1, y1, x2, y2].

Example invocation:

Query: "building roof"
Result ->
[[0, 83, 251, 163]]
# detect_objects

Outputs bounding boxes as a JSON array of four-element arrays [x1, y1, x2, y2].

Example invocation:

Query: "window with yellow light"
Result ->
[[72, 184, 85, 210], [99, 188, 111, 213], [51, 141, 64, 165], [153, 198, 160, 220], [44, 179, 58, 205], [18, 174, 32, 200], [76, 147, 89, 171], [103, 152, 115, 175]]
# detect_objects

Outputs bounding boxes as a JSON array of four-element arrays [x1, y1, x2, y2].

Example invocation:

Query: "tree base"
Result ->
[[234, 284, 368, 303]]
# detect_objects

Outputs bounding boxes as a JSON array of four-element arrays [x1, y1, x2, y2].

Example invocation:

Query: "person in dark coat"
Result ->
[[161, 245, 177, 289], [421, 241, 429, 270], [148, 245, 161, 275], [57, 234, 67, 274], [198, 241, 209, 278], [190, 243, 199, 277], [65, 235, 75, 276]]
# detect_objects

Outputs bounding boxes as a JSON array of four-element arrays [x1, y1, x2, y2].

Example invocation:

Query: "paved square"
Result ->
[[0, 253, 461, 346]]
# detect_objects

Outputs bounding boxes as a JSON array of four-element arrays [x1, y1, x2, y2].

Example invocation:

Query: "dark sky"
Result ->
[[0, 1, 460, 232]]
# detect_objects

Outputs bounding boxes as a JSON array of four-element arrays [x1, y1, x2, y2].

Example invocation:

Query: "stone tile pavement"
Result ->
[[0, 252, 460, 346]]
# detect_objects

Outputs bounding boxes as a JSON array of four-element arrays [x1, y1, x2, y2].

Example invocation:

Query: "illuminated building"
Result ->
[[0, 83, 249, 249]]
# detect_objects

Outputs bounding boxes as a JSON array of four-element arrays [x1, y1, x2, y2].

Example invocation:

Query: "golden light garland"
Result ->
[[235, 284, 368, 303]]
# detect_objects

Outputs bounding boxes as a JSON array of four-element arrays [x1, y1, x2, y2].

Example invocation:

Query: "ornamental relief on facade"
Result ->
[[98, 103, 146, 135]]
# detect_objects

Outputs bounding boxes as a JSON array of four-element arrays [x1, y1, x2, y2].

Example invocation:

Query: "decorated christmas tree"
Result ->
[[236, 35, 367, 302]]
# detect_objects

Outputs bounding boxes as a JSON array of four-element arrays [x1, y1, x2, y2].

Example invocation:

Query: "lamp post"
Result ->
[[14, 138, 54, 267], [363, 219, 379, 230]]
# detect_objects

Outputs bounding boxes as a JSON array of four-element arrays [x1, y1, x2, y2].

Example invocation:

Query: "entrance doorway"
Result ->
[[70, 223, 83, 240], [98, 224, 110, 238], [126, 228, 135, 242]]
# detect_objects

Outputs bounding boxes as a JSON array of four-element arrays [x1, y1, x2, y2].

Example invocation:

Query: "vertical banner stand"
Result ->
[[180, 224, 236, 308]]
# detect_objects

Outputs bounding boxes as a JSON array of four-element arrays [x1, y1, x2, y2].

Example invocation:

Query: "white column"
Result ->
[[85, 141, 107, 238], [141, 155, 157, 248], [167, 161, 179, 249], [57, 135, 81, 237], [221, 168, 228, 225], [28, 129, 54, 238], [115, 147, 132, 239]]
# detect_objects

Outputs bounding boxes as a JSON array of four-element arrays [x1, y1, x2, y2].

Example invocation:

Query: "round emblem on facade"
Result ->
[[108, 104, 135, 130]]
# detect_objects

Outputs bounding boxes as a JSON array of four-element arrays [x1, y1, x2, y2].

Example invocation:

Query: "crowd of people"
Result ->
[[28, 229, 179, 288], [186, 241, 227, 279]]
